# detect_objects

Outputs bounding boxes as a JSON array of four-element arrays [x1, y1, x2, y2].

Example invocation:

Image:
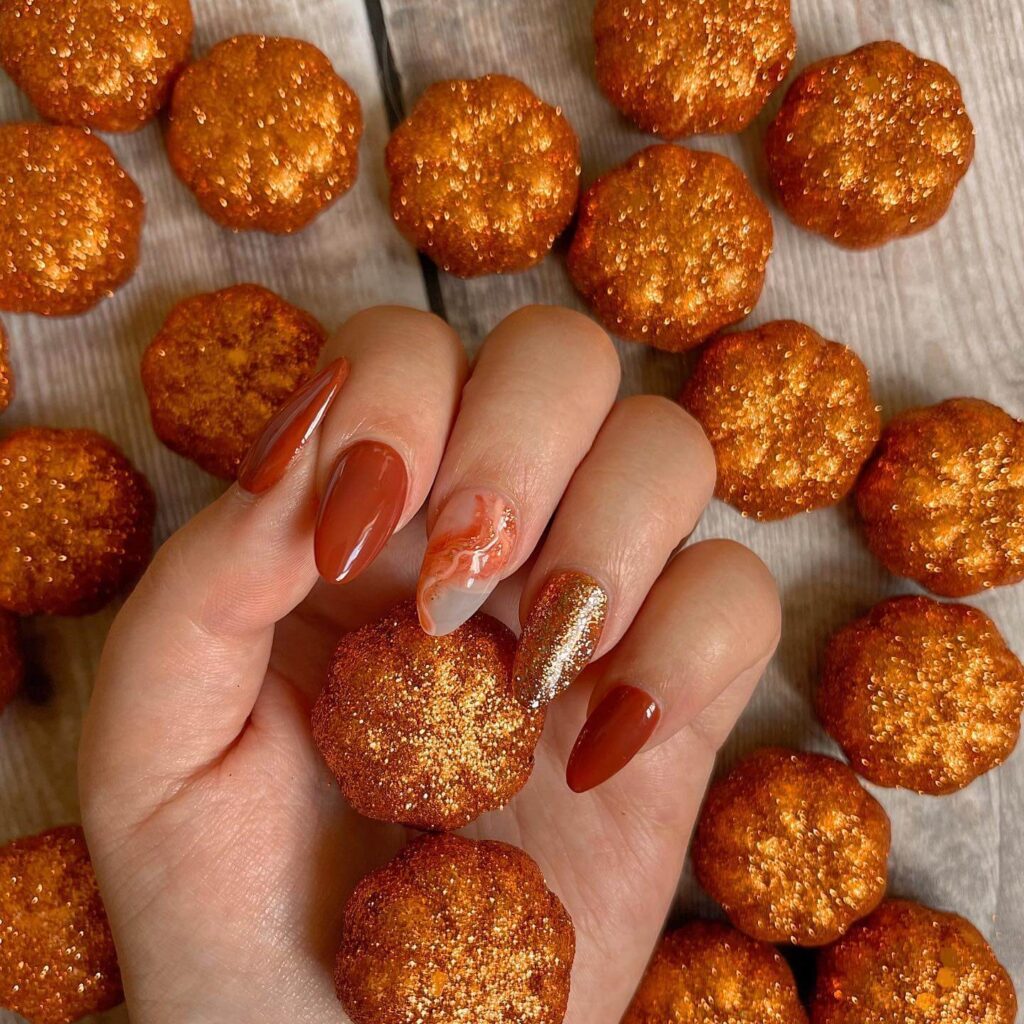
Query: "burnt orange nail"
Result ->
[[238, 359, 348, 495], [513, 570, 608, 710], [315, 441, 408, 584], [566, 685, 661, 793]]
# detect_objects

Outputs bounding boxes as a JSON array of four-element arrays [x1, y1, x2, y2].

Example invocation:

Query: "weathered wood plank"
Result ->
[[379, 0, 1024, 975]]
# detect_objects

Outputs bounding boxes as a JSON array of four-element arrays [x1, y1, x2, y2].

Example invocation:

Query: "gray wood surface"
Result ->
[[1, 0, 1022, 1020]]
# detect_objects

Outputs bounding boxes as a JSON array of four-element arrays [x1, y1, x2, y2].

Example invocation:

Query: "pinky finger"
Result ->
[[566, 539, 781, 793]]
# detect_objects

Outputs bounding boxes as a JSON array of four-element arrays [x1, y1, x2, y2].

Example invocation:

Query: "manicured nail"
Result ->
[[514, 570, 608, 710], [238, 359, 348, 495], [416, 488, 518, 636], [566, 685, 661, 793], [315, 441, 409, 584]]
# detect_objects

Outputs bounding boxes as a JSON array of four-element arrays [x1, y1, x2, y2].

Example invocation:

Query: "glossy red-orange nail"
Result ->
[[238, 359, 348, 495], [315, 441, 409, 584], [566, 685, 661, 793]]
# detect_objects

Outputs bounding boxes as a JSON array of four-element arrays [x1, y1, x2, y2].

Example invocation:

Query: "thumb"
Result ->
[[79, 361, 347, 821]]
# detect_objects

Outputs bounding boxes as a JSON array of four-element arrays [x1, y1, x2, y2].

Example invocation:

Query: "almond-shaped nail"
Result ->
[[566, 685, 661, 793], [315, 441, 409, 584], [514, 570, 608, 710], [416, 488, 518, 636], [238, 359, 348, 495]]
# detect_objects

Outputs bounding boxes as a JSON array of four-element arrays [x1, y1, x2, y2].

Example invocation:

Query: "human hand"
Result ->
[[79, 305, 780, 1024]]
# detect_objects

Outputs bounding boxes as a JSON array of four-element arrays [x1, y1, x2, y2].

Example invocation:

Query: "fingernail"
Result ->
[[315, 441, 409, 584], [514, 570, 608, 710], [238, 359, 348, 495], [566, 685, 661, 793], [416, 488, 518, 636]]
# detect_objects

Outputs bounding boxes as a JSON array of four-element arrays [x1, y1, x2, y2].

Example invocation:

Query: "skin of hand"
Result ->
[[79, 305, 780, 1024]]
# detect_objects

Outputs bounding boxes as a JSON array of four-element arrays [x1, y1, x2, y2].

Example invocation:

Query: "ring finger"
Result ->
[[513, 395, 717, 709]]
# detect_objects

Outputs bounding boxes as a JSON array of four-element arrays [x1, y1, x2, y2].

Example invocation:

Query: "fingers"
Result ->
[[565, 539, 781, 793], [313, 306, 467, 584], [82, 432, 329, 809], [512, 396, 716, 709], [416, 305, 621, 636], [81, 306, 467, 812]]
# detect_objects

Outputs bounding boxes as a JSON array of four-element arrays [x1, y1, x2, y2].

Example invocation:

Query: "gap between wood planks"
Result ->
[[363, 0, 448, 319]]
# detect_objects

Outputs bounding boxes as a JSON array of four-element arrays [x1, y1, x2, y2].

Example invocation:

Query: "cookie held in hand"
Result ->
[[312, 601, 544, 831]]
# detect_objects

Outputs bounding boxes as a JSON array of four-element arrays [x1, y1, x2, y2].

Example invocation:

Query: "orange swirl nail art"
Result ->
[[417, 489, 518, 636]]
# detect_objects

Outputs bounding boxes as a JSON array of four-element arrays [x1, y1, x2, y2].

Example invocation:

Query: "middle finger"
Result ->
[[416, 305, 621, 635]]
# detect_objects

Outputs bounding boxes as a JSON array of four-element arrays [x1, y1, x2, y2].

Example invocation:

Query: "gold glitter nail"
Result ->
[[514, 570, 608, 710]]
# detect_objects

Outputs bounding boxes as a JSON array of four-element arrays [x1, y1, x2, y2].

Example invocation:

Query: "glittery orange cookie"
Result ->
[[594, 0, 795, 138], [0, 320, 12, 411], [142, 284, 327, 479], [623, 920, 808, 1024], [167, 34, 362, 234], [818, 596, 1024, 795], [855, 398, 1024, 597], [0, 825, 123, 1024], [0, 427, 155, 616], [0, 0, 193, 132], [811, 899, 1016, 1024], [765, 42, 974, 248], [336, 833, 574, 1024], [681, 320, 880, 519], [568, 145, 772, 352], [692, 747, 890, 946], [386, 74, 580, 276], [0, 124, 143, 316], [312, 600, 545, 831], [0, 612, 23, 711]]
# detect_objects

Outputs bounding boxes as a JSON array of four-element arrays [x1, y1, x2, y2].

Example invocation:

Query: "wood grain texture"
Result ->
[[0, 1, 427, 1020], [379, 0, 1024, 982]]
